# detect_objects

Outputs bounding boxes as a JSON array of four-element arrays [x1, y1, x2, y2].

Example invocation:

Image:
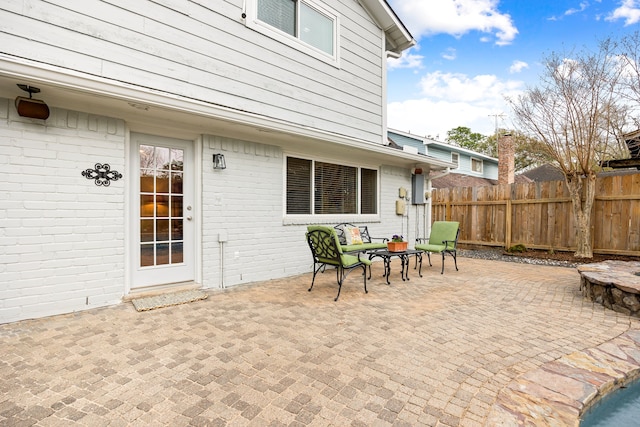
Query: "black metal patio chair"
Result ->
[[306, 225, 372, 301]]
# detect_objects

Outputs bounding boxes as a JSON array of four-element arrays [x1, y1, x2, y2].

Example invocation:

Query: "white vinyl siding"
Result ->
[[0, 0, 385, 144]]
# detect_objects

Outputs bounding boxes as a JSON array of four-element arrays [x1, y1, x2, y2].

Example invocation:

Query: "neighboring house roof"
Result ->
[[600, 129, 640, 169], [430, 172, 531, 188], [425, 139, 498, 162], [361, 0, 415, 54], [520, 164, 565, 182], [387, 128, 498, 162]]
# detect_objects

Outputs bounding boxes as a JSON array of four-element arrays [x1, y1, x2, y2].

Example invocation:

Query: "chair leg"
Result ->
[[452, 250, 459, 271], [362, 264, 368, 295], [334, 267, 344, 302], [440, 252, 445, 274], [309, 263, 323, 292]]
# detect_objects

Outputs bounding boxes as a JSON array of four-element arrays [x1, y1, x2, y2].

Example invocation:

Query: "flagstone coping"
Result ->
[[579, 261, 640, 317], [487, 330, 640, 426]]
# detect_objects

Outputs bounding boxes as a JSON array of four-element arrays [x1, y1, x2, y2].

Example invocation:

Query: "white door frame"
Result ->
[[124, 131, 202, 293]]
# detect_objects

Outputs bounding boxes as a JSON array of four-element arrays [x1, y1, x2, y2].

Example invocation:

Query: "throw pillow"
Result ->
[[345, 227, 363, 245]]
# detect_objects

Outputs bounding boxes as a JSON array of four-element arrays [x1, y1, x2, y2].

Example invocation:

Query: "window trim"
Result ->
[[246, 0, 340, 67], [471, 157, 483, 174], [283, 155, 380, 222]]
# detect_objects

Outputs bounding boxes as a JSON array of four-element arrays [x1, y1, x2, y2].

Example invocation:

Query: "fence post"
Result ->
[[505, 199, 512, 250]]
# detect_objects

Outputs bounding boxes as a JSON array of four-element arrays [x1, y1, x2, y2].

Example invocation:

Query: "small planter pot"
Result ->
[[387, 241, 408, 252]]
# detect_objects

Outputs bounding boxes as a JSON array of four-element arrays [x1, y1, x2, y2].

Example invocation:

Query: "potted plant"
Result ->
[[387, 235, 407, 252]]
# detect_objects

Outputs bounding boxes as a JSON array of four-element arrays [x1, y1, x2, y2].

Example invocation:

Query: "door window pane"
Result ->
[[172, 242, 184, 263], [140, 170, 154, 192], [156, 219, 170, 241], [156, 243, 170, 265], [140, 220, 154, 242], [171, 219, 183, 240], [170, 149, 183, 170], [140, 244, 154, 267], [171, 196, 183, 217], [171, 172, 183, 193], [155, 147, 170, 170], [140, 195, 155, 217], [156, 195, 169, 217]]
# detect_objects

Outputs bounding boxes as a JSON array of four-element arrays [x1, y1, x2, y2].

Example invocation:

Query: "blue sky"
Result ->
[[386, 0, 640, 141]]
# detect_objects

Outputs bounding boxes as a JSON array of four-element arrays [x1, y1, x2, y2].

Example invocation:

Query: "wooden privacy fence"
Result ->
[[431, 173, 640, 256]]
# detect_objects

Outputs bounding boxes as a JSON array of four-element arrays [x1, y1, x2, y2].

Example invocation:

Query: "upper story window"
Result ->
[[471, 157, 483, 173], [451, 153, 459, 169], [247, 0, 339, 65]]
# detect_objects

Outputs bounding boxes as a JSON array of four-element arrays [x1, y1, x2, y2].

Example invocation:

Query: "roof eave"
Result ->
[[360, 0, 415, 54]]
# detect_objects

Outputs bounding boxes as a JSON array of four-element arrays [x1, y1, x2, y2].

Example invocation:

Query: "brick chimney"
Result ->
[[498, 133, 515, 185]]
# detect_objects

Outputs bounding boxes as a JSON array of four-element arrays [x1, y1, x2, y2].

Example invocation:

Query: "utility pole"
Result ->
[[489, 113, 506, 144]]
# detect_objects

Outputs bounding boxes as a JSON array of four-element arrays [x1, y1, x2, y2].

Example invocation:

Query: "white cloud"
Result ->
[[387, 71, 525, 139], [390, 0, 518, 45], [388, 52, 424, 70], [388, 46, 424, 70], [565, 1, 589, 16], [509, 60, 529, 73], [442, 47, 457, 60], [549, 1, 590, 20], [606, 0, 640, 25]]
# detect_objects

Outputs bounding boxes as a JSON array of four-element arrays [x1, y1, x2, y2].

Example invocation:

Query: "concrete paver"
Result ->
[[1, 258, 639, 426]]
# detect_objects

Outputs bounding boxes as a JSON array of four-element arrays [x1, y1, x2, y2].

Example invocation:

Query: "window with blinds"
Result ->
[[257, 0, 295, 36], [255, 0, 335, 56], [286, 157, 377, 215]]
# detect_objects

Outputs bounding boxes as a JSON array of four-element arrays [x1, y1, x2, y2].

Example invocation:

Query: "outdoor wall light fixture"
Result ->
[[213, 153, 226, 169], [15, 84, 50, 120]]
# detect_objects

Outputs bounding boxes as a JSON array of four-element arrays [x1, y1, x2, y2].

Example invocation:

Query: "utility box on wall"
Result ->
[[411, 174, 426, 205]]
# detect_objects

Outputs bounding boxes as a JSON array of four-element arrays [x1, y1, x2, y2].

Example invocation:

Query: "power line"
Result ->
[[489, 113, 506, 142]]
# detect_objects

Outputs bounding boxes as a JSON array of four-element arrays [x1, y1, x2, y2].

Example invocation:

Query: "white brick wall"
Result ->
[[0, 99, 126, 323], [202, 135, 310, 288], [0, 100, 418, 323]]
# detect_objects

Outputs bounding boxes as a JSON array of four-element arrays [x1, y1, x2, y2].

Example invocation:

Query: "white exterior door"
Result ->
[[130, 133, 195, 289]]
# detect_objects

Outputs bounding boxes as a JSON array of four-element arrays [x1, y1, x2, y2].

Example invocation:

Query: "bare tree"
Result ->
[[507, 41, 626, 258]]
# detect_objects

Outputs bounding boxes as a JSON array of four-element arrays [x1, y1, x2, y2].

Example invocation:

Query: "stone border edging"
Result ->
[[486, 330, 640, 426], [579, 261, 640, 317]]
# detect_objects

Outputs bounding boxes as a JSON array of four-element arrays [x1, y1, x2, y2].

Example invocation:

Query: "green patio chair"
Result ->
[[306, 225, 372, 301], [415, 221, 460, 274]]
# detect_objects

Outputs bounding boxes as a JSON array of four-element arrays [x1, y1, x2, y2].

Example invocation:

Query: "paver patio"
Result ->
[[1, 257, 639, 426]]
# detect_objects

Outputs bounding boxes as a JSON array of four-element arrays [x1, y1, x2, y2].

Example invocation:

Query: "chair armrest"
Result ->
[[442, 239, 458, 249], [370, 237, 389, 243], [416, 238, 428, 243]]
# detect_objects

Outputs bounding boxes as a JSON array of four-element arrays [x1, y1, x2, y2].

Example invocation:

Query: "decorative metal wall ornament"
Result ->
[[81, 163, 123, 186]]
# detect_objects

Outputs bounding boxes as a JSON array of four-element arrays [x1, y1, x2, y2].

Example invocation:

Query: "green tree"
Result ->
[[446, 127, 494, 156], [486, 130, 553, 171], [447, 126, 552, 172]]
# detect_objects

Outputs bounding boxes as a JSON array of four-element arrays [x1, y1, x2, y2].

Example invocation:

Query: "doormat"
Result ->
[[131, 289, 208, 312]]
